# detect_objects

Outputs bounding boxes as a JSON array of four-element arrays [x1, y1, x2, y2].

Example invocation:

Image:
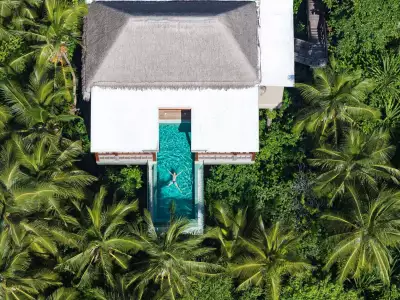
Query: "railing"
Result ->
[[197, 152, 254, 164], [196, 164, 204, 233], [95, 152, 155, 164], [295, 0, 328, 68]]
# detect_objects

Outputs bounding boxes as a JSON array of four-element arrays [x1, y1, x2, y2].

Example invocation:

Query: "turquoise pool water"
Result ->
[[155, 123, 194, 222]]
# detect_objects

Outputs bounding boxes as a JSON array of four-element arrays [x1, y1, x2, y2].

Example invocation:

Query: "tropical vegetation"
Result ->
[[0, 0, 399, 299]]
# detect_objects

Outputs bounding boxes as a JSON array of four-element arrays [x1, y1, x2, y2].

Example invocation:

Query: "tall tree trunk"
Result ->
[[61, 52, 77, 114]]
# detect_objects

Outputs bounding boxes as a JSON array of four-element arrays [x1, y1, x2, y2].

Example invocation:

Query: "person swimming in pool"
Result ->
[[167, 170, 182, 192]]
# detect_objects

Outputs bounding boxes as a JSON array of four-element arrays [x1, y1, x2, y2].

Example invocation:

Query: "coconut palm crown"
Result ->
[[58, 187, 141, 288], [0, 229, 60, 299], [127, 210, 223, 299], [207, 201, 247, 260], [295, 59, 379, 145], [309, 129, 400, 204], [230, 218, 310, 300], [12, 0, 87, 110], [323, 187, 400, 284]]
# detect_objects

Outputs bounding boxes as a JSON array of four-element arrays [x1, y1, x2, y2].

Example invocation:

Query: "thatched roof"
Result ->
[[82, 1, 259, 99]]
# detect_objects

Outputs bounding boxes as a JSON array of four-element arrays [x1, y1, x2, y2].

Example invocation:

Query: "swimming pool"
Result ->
[[154, 122, 195, 222]]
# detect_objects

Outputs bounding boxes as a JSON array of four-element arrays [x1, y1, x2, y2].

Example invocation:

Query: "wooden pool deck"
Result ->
[[159, 109, 191, 121]]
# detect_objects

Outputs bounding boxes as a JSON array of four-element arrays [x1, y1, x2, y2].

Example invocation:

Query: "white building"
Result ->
[[83, 0, 294, 230], [83, 0, 294, 165]]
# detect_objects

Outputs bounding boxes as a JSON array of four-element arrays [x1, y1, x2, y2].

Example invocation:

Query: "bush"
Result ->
[[106, 166, 143, 200], [325, 0, 400, 68], [0, 36, 23, 64], [63, 118, 90, 152], [205, 91, 304, 212], [293, 0, 303, 14], [182, 276, 233, 300], [281, 276, 360, 300]]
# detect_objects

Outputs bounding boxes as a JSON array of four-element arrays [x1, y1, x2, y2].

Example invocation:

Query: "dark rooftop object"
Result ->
[[82, 1, 259, 99]]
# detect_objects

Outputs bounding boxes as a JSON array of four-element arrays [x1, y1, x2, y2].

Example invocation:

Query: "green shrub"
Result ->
[[182, 276, 233, 300], [206, 91, 304, 212], [293, 0, 303, 14], [281, 276, 360, 300], [325, 0, 400, 68], [0, 36, 23, 64], [106, 166, 143, 199], [63, 118, 90, 152]]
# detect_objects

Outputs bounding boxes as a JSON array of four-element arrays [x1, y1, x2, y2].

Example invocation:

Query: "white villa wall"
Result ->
[[91, 86, 259, 154]]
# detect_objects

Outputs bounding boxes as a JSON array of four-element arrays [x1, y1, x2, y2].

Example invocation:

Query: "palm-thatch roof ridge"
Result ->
[[82, 1, 259, 100]]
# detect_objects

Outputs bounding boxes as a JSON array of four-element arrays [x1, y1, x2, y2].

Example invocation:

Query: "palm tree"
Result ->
[[0, 0, 42, 37], [230, 218, 310, 300], [39, 287, 81, 300], [59, 187, 141, 288], [309, 129, 400, 204], [295, 59, 379, 144], [0, 134, 96, 251], [0, 0, 42, 77], [127, 210, 223, 299], [2, 134, 96, 218], [379, 96, 400, 133], [13, 0, 87, 110], [322, 187, 400, 284], [0, 139, 84, 257], [0, 229, 60, 299], [0, 105, 11, 132], [0, 67, 77, 132], [80, 277, 134, 300], [369, 53, 400, 101], [207, 201, 247, 260]]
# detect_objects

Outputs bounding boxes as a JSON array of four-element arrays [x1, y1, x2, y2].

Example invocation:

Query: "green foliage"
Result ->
[[58, 187, 141, 288], [206, 164, 260, 206], [281, 276, 359, 300], [1, 68, 75, 130], [258, 116, 304, 184], [63, 118, 90, 152], [293, 0, 303, 14], [378, 285, 400, 300], [0, 134, 96, 234], [230, 219, 311, 300], [39, 287, 81, 300], [295, 60, 379, 145], [182, 276, 234, 300], [0, 0, 400, 298], [325, 0, 400, 68], [0, 35, 23, 64], [309, 129, 400, 204], [127, 210, 223, 299], [206, 201, 248, 260], [323, 188, 400, 284], [206, 93, 304, 212], [106, 166, 143, 199], [0, 230, 61, 299]]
